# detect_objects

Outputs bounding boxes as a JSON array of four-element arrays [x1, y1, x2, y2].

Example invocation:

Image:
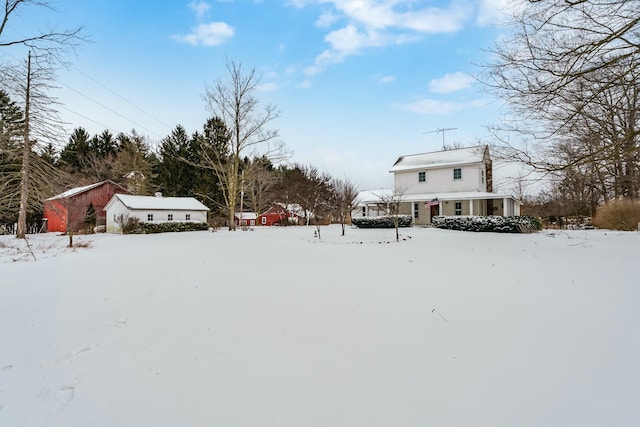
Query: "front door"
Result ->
[[430, 204, 439, 219]]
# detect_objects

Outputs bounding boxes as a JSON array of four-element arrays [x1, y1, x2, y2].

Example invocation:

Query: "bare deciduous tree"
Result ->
[[332, 177, 359, 236], [375, 186, 407, 242], [201, 60, 285, 230], [0, 0, 85, 60], [482, 0, 640, 201]]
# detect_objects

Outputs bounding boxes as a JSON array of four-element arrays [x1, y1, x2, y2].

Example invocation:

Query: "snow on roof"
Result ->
[[389, 145, 488, 173], [112, 194, 210, 211], [45, 181, 112, 201], [235, 212, 257, 220]]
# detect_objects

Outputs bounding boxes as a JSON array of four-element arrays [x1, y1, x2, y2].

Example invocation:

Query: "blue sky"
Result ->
[[3, 0, 513, 190]]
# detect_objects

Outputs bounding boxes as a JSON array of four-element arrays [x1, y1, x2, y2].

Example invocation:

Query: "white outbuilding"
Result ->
[[104, 193, 209, 233]]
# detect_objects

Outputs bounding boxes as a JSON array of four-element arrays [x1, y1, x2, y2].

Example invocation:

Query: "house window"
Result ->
[[362, 206, 366, 217], [185, 214, 191, 220], [148, 214, 154, 221], [413, 203, 419, 219], [453, 168, 462, 180], [455, 202, 462, 215], [168, 214, 173, 221], [261, 216, 267, 225], [418, 171, 426, 182], [481, 169, 485, 184]]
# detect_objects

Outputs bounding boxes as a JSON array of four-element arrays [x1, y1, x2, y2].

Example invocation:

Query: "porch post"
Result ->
[[469, 199, 474, 216], [503, 197, 509, 216]]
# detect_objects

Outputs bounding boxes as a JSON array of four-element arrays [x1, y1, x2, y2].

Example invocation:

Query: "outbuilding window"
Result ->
[[261, 216, 267, 225], [168, 214, 173, 221], [186, 214, 191, 220], [148, 214, 154, 221]]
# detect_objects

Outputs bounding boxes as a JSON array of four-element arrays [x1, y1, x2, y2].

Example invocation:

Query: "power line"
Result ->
[[57, 79, 166, 139], [69, 64, 174, 132], [2, 44, 174, 140]]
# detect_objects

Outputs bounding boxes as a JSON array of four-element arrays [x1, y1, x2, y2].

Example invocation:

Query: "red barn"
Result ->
[[257, 204, 304, 226], [43, 180, 129, 233]]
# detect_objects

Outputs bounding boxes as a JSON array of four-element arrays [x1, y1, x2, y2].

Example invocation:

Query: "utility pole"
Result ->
[[424, 127, 457, 150]]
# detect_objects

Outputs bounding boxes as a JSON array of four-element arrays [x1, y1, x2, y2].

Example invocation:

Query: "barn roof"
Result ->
[[45, 180, 125, 201], [389, 145, 488, 173], [109, 194, 210, 211]]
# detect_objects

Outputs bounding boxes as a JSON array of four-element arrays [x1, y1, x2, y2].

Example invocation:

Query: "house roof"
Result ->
[[44, 180, 126, 201], [235, 212, 257, 220], [389, 145, 488, 173], [108, 194, 210, 211]]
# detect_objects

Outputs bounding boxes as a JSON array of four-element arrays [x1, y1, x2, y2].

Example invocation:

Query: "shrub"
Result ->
[[126, 221, 209, 234], [431, 215, 542, 233], [593, 199, 640, 231], [116, 214, 140, 234], [351, 215, 413, 228]]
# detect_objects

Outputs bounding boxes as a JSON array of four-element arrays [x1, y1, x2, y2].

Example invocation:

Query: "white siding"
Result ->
[[395, 164, 484, 195], [106, 199, 208, 233]]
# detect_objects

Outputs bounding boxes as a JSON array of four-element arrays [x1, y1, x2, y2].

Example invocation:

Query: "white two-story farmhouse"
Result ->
[[356, 145, 521, 226]]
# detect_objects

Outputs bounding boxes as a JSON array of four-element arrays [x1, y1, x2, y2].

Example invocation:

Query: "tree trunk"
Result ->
[[16, 52, 31, 239]]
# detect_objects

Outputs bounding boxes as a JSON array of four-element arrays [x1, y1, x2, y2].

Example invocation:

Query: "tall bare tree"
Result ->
[[482, 0, 640, 201], [202, 60, 284, 230], [0, 53, 66, 237]]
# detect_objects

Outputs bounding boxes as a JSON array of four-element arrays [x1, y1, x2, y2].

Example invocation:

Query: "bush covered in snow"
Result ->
[[351, 215, 413, 228], [126, 221, 209, 234], [431, 215, 542, 233]]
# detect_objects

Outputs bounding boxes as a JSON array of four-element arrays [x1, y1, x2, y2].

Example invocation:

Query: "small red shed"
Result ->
[[257, 204, 304, 226], [43, 180, 129, 233]]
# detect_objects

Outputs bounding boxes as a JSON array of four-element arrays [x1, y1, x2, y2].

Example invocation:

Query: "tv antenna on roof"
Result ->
[[424, 127, 457, 150]]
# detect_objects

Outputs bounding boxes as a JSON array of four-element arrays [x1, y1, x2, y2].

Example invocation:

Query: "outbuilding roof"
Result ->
[[44, 180, 126, 201], [108, 194, 210, 211], [389, 145, 488, 173]]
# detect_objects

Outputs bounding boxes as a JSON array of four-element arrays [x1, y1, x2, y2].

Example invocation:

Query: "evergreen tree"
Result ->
[[114, 130, 156, 195], [59, 127, 91, 173], [156, 125, 194, 197], [0, 90, 25, 224], [83, 202, 96, 231]]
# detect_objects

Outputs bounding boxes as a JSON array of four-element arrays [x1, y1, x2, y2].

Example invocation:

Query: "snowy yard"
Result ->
[[1, 225, 638, 427]]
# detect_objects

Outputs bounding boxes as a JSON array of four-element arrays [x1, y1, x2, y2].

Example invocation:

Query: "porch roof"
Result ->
[[358, 190, 521, 205]]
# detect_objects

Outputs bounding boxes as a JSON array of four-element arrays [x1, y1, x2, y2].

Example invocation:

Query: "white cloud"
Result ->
[[395, 98, 465, 115], [378, 75, 395, 84], [174, 22, 235, 46], [189, 0, 212, 20], [428, 72, 475, 94], [395, 97, 489, 114], [304, 25, 398, 76], [297, 0, 475, 79], [476, 0, 512, 26], [316, 10, 339, 28], [257, 82, 278, 92]]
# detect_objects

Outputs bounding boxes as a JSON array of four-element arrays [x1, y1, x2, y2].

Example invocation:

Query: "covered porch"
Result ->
[[355, 191, 521, 226]]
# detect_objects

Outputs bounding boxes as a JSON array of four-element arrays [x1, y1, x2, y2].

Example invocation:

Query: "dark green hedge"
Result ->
[[127, 221, 209, 234], [431, 215, 542, 233], [351, 215, 413, 228]]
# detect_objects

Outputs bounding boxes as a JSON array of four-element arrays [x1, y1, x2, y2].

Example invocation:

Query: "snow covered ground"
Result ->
[[1, 225, 638, 427]]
